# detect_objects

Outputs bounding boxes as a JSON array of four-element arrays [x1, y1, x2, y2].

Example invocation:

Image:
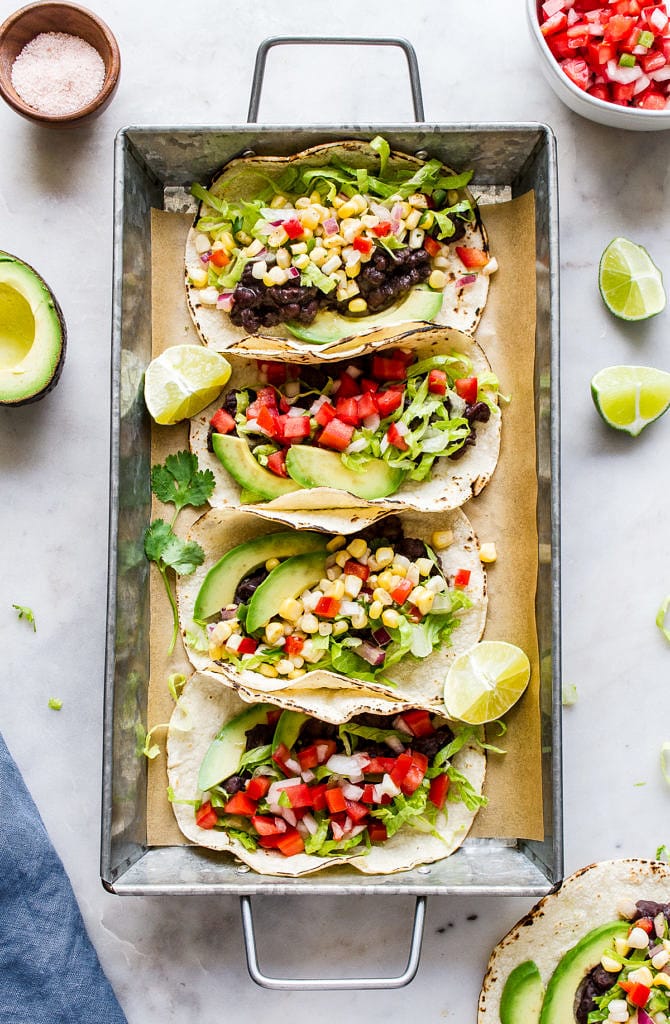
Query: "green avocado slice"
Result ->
[[0, 251, 66, 406], [246, 550, 329, 633], [212, 433, 302, 500], [500, 960, 544, 1024], [198, 703, 274, 792], [272, 710, 310, 753], [284, 287, 443, 345], [285, 445, 406, 499], [194, 531, 328, 621], [539, 920, 629, 1024]]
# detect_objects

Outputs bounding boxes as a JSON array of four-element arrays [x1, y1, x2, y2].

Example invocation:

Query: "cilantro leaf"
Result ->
[[144, 519, 205, 655], [143, 519, 173, 562], [151, 451, 215, 515], [160, 535, 205, 575], [13, 604, 36, 632]]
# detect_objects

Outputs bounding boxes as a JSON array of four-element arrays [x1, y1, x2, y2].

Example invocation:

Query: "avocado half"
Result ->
[[0, 251, 66, 406]]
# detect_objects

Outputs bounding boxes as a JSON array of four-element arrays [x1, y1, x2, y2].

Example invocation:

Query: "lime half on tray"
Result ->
[[591, 365, 670, 436], [599, 237, 666, 321], [443, 641, 531, 725], [144, 345, 231, 425]]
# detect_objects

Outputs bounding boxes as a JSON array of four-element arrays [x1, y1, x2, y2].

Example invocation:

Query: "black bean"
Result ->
[[465, 402, 491, 423]]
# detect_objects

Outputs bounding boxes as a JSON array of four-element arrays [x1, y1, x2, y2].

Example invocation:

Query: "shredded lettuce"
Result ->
[[238, 744, 273, 771], [370, 786, 429, 837], [446, 767, 488, 811], [657, 595, 670, 642], [300, 260, 338, 294], [370, 135, 390, 177]]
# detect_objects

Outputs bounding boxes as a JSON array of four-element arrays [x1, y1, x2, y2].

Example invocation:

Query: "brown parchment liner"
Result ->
[[146, 191, 543, 846]]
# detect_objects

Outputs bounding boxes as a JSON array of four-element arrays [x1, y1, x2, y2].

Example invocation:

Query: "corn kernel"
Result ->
[[429, 269, 447, 290], [337, 200, 358, 219], [309, 191, 322, 204], [351, 609, 368, 630], [278, 598, 302, 623], [368, 600, 383, 620], [408, 193, 429, 209], [409, 586, 427, 603], [381, 608, 401, 629], [346, 538, 367, 560], [302, 591, 322, 612], [614, 938, 630, 958], [426, 575, 446, 594], [415, 557, 433, 577], [275, 248, 291, 269], [323, 234, 345, 250], [295, 196, 311, 209], [265, 557, 280, 571], [236, 230, 252, 245], [373, 588, 393, 607], [405, 209, 422, 230], [332, 194, 345, 209], [198, 286, 220, 306], [276, 659, 294, 675], [628, 928, 650, 950], [218, 230, 235, 250], [432, 530, 454, 551], [210, 620, 234, 645], [348, 298, 368, 313], [322, 254, 342, 276], [300, 208, 321, 231], [243, 238, 264, 258], [377, 570, 395, 591], [332, 551, 348, 568], [258, 663, 278, 678], [262, 274, 276, 288], [345, 262, 361, 280], [287, 668, 307, 680], [332, 620, 349, 636], [327, 579, 346, 600], [299, 613, 319, 634], [188, 265, 208, 288], [479, 543, 497, 564], [318, 622, 333, 636], [194, 232, 211, 254], [391, 563, 407, 578], [310, 247, 328, 267], [265, 621, 285, 646], [375, 547, 394, 568], [600, 955, 622, 974], [270, 194, 289, 209], [629, 966, 654, 987], [342, 575, 362, 600], [409, 228, 425, 249], [293, 254, 310, 271], [654, 973, 670, 989], [419, 211, 435, 230], [653, 950, 670, 970], [406, 565, 420, 585], [291, 656, 305, 670], [208, 643, 224, 660], [415, 590, 435, 616]]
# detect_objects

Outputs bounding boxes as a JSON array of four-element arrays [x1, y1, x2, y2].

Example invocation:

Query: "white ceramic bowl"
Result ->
[[526, 0, 670, 130]]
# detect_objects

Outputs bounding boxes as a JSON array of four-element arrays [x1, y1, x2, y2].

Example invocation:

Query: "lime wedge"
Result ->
[[591, 365, 670, 436], [598, 237, 666, 321], [443, 641, 531, 725], [144, 345, 231, 425]]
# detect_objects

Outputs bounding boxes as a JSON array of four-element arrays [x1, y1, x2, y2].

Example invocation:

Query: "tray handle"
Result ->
[[240, 894, 426, 990], [247, 36, 425, 123]]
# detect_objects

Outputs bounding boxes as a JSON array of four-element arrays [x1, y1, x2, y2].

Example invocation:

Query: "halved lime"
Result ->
[[591, 365, 670, 436], [144, 345, 231, 425], [598, 237, 666, 321], [443, 641, 531, 725]]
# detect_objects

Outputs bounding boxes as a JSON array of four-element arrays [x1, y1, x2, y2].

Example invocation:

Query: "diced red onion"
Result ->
[[637, 1010, 654, 1024], [250, 247, 267, 260], [362, 412, 381, 432], [217, 293, 234, 312], [371, 626, 392, 647], [633, 73, 652, 95], [343, 815, 353, 833], [356, 641, 387, 667], [650, 66, 670, 82], [542, 0, 565, 17], [267, 776, 303, 806], [378, 774, 401, 799], [302, 812, 318, 835], [200, 252, 211, 264], [456, 274, 478, 288], [341, 783, 364, 801], [566, 7, 579, 25], [288, 405, 308, 417], [220, 605, 238, 621], [632, 44, 648, 55], [287, 266, 300, 279], [385, 735, 405, 754], [607, 59, 643, 84], [394, 420, 409, 436], [331, 819, 345, 840], [346, 364, 363, 378], [316, 742, 332, 763], [323, 217, 339, 236], [348, 824, 367, 838], [391, 220, 402, 236], [301, 768, 316, 784], [206, 623, 217, 636], [273, 816, 287, 832], [269, 219, 286, 227], [281, 808, 297, 827], [391, 203, 404, 221], [393, 714, 413, 735], [296, 820, 309, 838], [649, 6, 668, 31], [340, 600, 360, 617]]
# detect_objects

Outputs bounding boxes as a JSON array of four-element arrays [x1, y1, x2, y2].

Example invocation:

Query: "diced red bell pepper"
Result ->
[[284, 783, 314, 809], [423, 236, 441, 257], [284, 634, 305, 658], [561, 56, 591, 88], [310, 784, 328, 811], [210, 249, 230, 268], [318, 417, 355, 452], [353, 235, 373, 255], [246, 776, 271, 801], [315, 739, 338, 763], [401, 751, 429, 796], [372, 355, 408, 381], [343, 559, 370, 581], [325, 787, 347, 814], [360, 377, 379, 393], [367, 822, 388, 843], [314, 596, 341, 618], [619, 980, 651, 1007], [403, 709, 435, 737], [429, 774, 451, 810], [454, 376, 478, 403], [612, 81, 636, 103], [604, 13, 636, 40], [541, 10, 568, 35], [315, 400, 337, 427], [428, 369, 447, 395], [371, 221, 392, 236], [365, 756, 398, 775], [283, 218, 304, 240], [276, 829, 305, 857], [390, 752, 413, 787], [357, 391, 378, 419], [258, 360, 288, 386], [195, 801, 218, 829], [454, 568, 471, 589], [387, 422, 409, 451], [282, 415, 311, 440], [344, 799, 369, 824], [237, 637, 259, 655], [267, 449, 288, 477], [335, 396, 361, 425], [210, 408, 236, 434], [251, 815, 284, 836], [455, 246, 490, 269], [375, 388, 405, 417], [337, 370, 360, 398], [297, 744, 319, 770], [224, 792, 257, 817], [390, 579, 414, 605]]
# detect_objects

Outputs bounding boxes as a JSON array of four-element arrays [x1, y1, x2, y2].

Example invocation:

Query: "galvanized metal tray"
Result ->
[[102, 37, 562, 989]]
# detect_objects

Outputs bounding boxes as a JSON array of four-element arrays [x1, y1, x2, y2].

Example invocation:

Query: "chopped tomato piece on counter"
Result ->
[[195, 802, 218, 829], [224, 792, 257, 817], [454, 376, 478, 403], [455, 246, 489, 269], [402, 709, 435, 737], [429, 774, 450, 810], [317, 417, 355, 451], [324, 787, 347, 814], [210, 408, 235, 435], [428, 369, 447, 395], [267, 450, 288, 477], [246, 776, 271, 801], [387, 422, 409, 451], [454, 569, 471, 589], [314, 595, 341, 618]]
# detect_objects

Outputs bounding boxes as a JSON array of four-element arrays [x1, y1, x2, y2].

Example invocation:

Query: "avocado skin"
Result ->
[[198, 703, 274, 792], [539, 921, 629, 1024], [500, 960, 544, 1024], [0, 252, 67, 407]]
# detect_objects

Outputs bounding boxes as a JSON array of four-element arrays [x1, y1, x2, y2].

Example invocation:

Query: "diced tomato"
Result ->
[[401, 751, 429, 796], [315, 739, 338, 763], [372, 355, 407, 381], [267, 709, 282, 726], [353, 235, 373, 254], [224, 791, 257, 817], [567, 25, 590, 47], [297, 744, 319, 770], [256, 403, 280, 437], [547, 29, 573, 59], [337, 370, 360, 398], [365, 756, 398, 775], [360, 377, 379, 393], [455, 246, 490, 269], [342, 799, 368, 824], [646, 3, 669, 30], [367, 822, 388, 843], [390, 752, 413, 787], [375, 388, 405, 417], [619, 980, 651, 1007], [633, 917, 655, 934], [276, 829, 305, 856], [282, 415, 311, 440], [588, 83, 612, 100], [637, 89, 667, 106], [310, 784, 328, 811], [272, 742, 292, 774], [317, 417, 355, 451], [561, 55, 591, 88], [210, 249, 230, 268], [371, 221, 392, 236], [387, 422, 409, 451], [195, 802, 218, 829], [454, 568, 471, 588], [247, 387, 277, 419], [325, 787, 347, 814], [343, 559, 370, 581], [612, 80, 636, 102], [428, 369, 447, 395], [586, 40, 615, 65], [454, 376, 478, 403], [335, 396, 361, 425], [357, 391, 378, 419], [237, 637, 258, 655], [283, 218, 304, 240], [423, 236, 441, 257], [403, 709, 435, 737], [210, 408, 236, 434], [361, 784, 377, 804], [315, 400, 337, 427], [390, 348, 416, 366], [258, 360, 287, 386], [246, 776, 271, 801], [285, 634, 305, 657], [251, 815, 283, 836], [429, 774, 451, 810], [267, 449, 288, 477], [283, 783, 314, 809], [604, 13, 636, 40], [541, 10, 568, 35], [258, 833, 284, 849], [314, 596, 341, 618], [390, 579, 414, 605], [640, 48, 667, 70]]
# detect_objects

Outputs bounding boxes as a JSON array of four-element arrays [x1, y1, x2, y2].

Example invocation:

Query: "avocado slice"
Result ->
[[272, 710, 310, 753], [285, 445, 406, 499], [285, 287, 443, 345], [198, 703, 274, 792], [500, 961, 544, 1024], [0, 251, 66, 406], [194, 530, 328, 621], [212, 434, 303, 500], [539, 921, 629, 1024], [247, 550, 329, 633]]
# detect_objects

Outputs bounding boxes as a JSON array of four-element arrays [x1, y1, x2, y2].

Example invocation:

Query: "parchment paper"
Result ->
[[146, 191, 543, 845]]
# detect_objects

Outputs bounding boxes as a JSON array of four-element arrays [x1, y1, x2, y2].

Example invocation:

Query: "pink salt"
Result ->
[[11, 31, 105, 117]]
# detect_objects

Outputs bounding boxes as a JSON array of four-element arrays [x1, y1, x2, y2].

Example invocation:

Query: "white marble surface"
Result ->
[[2, 0, 670, 1019]]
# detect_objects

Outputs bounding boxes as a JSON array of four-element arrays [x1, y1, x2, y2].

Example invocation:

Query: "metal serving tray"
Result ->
[[102, 38, 562, 989]]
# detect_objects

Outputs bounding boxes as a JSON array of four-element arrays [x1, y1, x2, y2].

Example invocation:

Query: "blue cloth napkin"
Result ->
[[0, 731, 128, 1024]]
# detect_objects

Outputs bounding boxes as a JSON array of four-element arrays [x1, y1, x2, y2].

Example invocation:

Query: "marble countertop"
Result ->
[[2, 0, 670, 1019]]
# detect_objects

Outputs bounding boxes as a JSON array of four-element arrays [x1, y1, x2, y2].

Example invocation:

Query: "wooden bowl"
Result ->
[[0, 2, 120, 126]]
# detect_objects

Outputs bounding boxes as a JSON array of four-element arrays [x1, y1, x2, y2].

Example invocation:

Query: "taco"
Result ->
[[176, 508, 487, 712], [185, 137, 494, 358], [190, 326, 502, 515], [478, 858, 670, 1024], [166, 671, 487, 877]]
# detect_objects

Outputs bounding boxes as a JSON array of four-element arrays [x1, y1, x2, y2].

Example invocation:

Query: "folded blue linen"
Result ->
[[0, 731, 127, 1024]]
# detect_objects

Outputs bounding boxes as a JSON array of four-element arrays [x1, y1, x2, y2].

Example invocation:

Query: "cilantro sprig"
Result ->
[[144, 520, 204, 655], [151, 451, 215, 525]]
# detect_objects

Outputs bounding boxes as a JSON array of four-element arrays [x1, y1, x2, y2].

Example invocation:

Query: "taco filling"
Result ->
[[194, 517, 473, 686], [187, 137, 494, 341], [205, 347, 499, 501], [190, 704, 487, 859]]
